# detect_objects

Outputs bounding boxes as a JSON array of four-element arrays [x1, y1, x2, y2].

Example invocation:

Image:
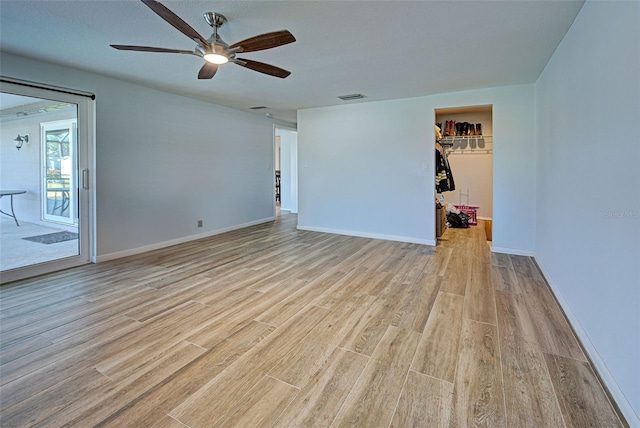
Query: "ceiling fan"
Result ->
[[111, 0, 296, 80]]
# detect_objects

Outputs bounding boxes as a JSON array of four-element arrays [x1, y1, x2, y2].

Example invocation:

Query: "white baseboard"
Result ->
[[296, 225, 436, 246], [490, 246, 535, 256], [96, 217, 275, 263], [535, 256, 640, 427]]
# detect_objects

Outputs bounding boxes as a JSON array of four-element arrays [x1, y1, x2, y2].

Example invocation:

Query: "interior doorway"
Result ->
[[434, 105, 493, 242], [0, 81, 94, 283], [274, 126, 298, 216]]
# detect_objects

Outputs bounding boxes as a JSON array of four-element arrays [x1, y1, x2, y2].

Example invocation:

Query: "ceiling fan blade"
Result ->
[[198, 62, 218, 79], [230, 30, 296, 53], [235, 58, 291, 78], [140, 0, 209, 47], [111, 45, 194, 54]]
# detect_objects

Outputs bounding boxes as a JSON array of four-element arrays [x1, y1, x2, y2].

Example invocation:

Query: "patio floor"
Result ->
[[0, 216, 79, 272]]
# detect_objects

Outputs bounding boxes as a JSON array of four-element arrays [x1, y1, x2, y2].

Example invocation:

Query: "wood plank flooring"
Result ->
[[0, 215, 626, 427]]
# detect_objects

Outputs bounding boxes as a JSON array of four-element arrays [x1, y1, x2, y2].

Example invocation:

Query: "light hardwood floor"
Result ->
[[0, 214, 626, 427]]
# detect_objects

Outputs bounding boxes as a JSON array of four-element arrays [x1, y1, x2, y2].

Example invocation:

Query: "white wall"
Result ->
[[1, 52, 277, 259], [0, 109, 76, 227], [535, 0, 640, 424], [298, 98, 433, 244], [298, 84, 535, 252]]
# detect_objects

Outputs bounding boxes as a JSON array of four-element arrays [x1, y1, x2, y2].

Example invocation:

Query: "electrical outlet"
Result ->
[[197, 220, 203, 228]]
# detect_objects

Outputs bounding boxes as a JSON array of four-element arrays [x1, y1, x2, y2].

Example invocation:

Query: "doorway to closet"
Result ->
[[435, 105, 493, 243]]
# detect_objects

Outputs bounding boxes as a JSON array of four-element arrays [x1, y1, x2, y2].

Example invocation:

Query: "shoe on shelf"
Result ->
[[476, 123, 482, 135]]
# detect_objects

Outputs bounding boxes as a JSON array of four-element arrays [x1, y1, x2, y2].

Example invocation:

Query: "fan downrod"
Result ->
[[203, 12, 227, 29]]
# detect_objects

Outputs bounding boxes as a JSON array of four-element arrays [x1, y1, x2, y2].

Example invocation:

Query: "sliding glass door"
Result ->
[[0, 80, 94, 283]]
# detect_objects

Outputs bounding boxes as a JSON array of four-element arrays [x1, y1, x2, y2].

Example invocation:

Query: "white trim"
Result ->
[[96, 217, 275, 262], [535, 256, 640, 427], [296, 225, 436, 246], [88, 99, 97, 264], [490, 246, 535, 256]]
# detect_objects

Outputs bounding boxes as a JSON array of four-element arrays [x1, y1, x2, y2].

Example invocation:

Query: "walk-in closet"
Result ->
[[434, 105, 493, 242]]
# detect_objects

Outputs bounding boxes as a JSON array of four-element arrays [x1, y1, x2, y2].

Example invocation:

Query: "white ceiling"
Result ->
[[0, 0, 584, 123]]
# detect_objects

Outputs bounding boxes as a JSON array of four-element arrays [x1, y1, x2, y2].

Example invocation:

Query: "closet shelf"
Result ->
[[443, 135, 493, 155]]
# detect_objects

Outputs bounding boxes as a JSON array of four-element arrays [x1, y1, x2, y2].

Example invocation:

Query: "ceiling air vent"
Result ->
[[338, 93, 366, 101], [249, 106, 269, 110]]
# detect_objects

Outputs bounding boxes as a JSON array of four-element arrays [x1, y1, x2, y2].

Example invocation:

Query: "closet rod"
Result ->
[[437, 140, 454, 148], [0, 76, 96, 100], [449, 150, 492, 155]]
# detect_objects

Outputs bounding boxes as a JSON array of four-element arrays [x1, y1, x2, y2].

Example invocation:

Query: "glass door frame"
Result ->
[[0, 81, 95, 284]]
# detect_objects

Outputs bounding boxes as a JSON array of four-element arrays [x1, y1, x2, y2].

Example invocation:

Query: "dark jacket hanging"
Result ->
[[435, 143, 455, 193]]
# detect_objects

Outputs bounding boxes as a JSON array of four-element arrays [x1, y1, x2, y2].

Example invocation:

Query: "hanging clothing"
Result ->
[[435, 142, 455, 193]]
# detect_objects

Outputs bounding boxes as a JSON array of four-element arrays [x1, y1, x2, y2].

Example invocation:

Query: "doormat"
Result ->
[[23, 231, 78, 244]]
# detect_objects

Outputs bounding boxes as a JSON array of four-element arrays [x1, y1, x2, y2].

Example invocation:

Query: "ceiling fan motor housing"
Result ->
[[203, 13, 231, 57], [204, 12, 226, 29], [209, 34, 229, 50]]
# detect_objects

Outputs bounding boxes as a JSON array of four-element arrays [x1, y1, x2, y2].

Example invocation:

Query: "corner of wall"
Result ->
[[534, 255, 640, 426]]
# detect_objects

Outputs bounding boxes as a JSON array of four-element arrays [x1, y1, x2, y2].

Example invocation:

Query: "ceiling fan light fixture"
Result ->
[[112, 2, 294, 80], [204, 53, 228, 64]]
